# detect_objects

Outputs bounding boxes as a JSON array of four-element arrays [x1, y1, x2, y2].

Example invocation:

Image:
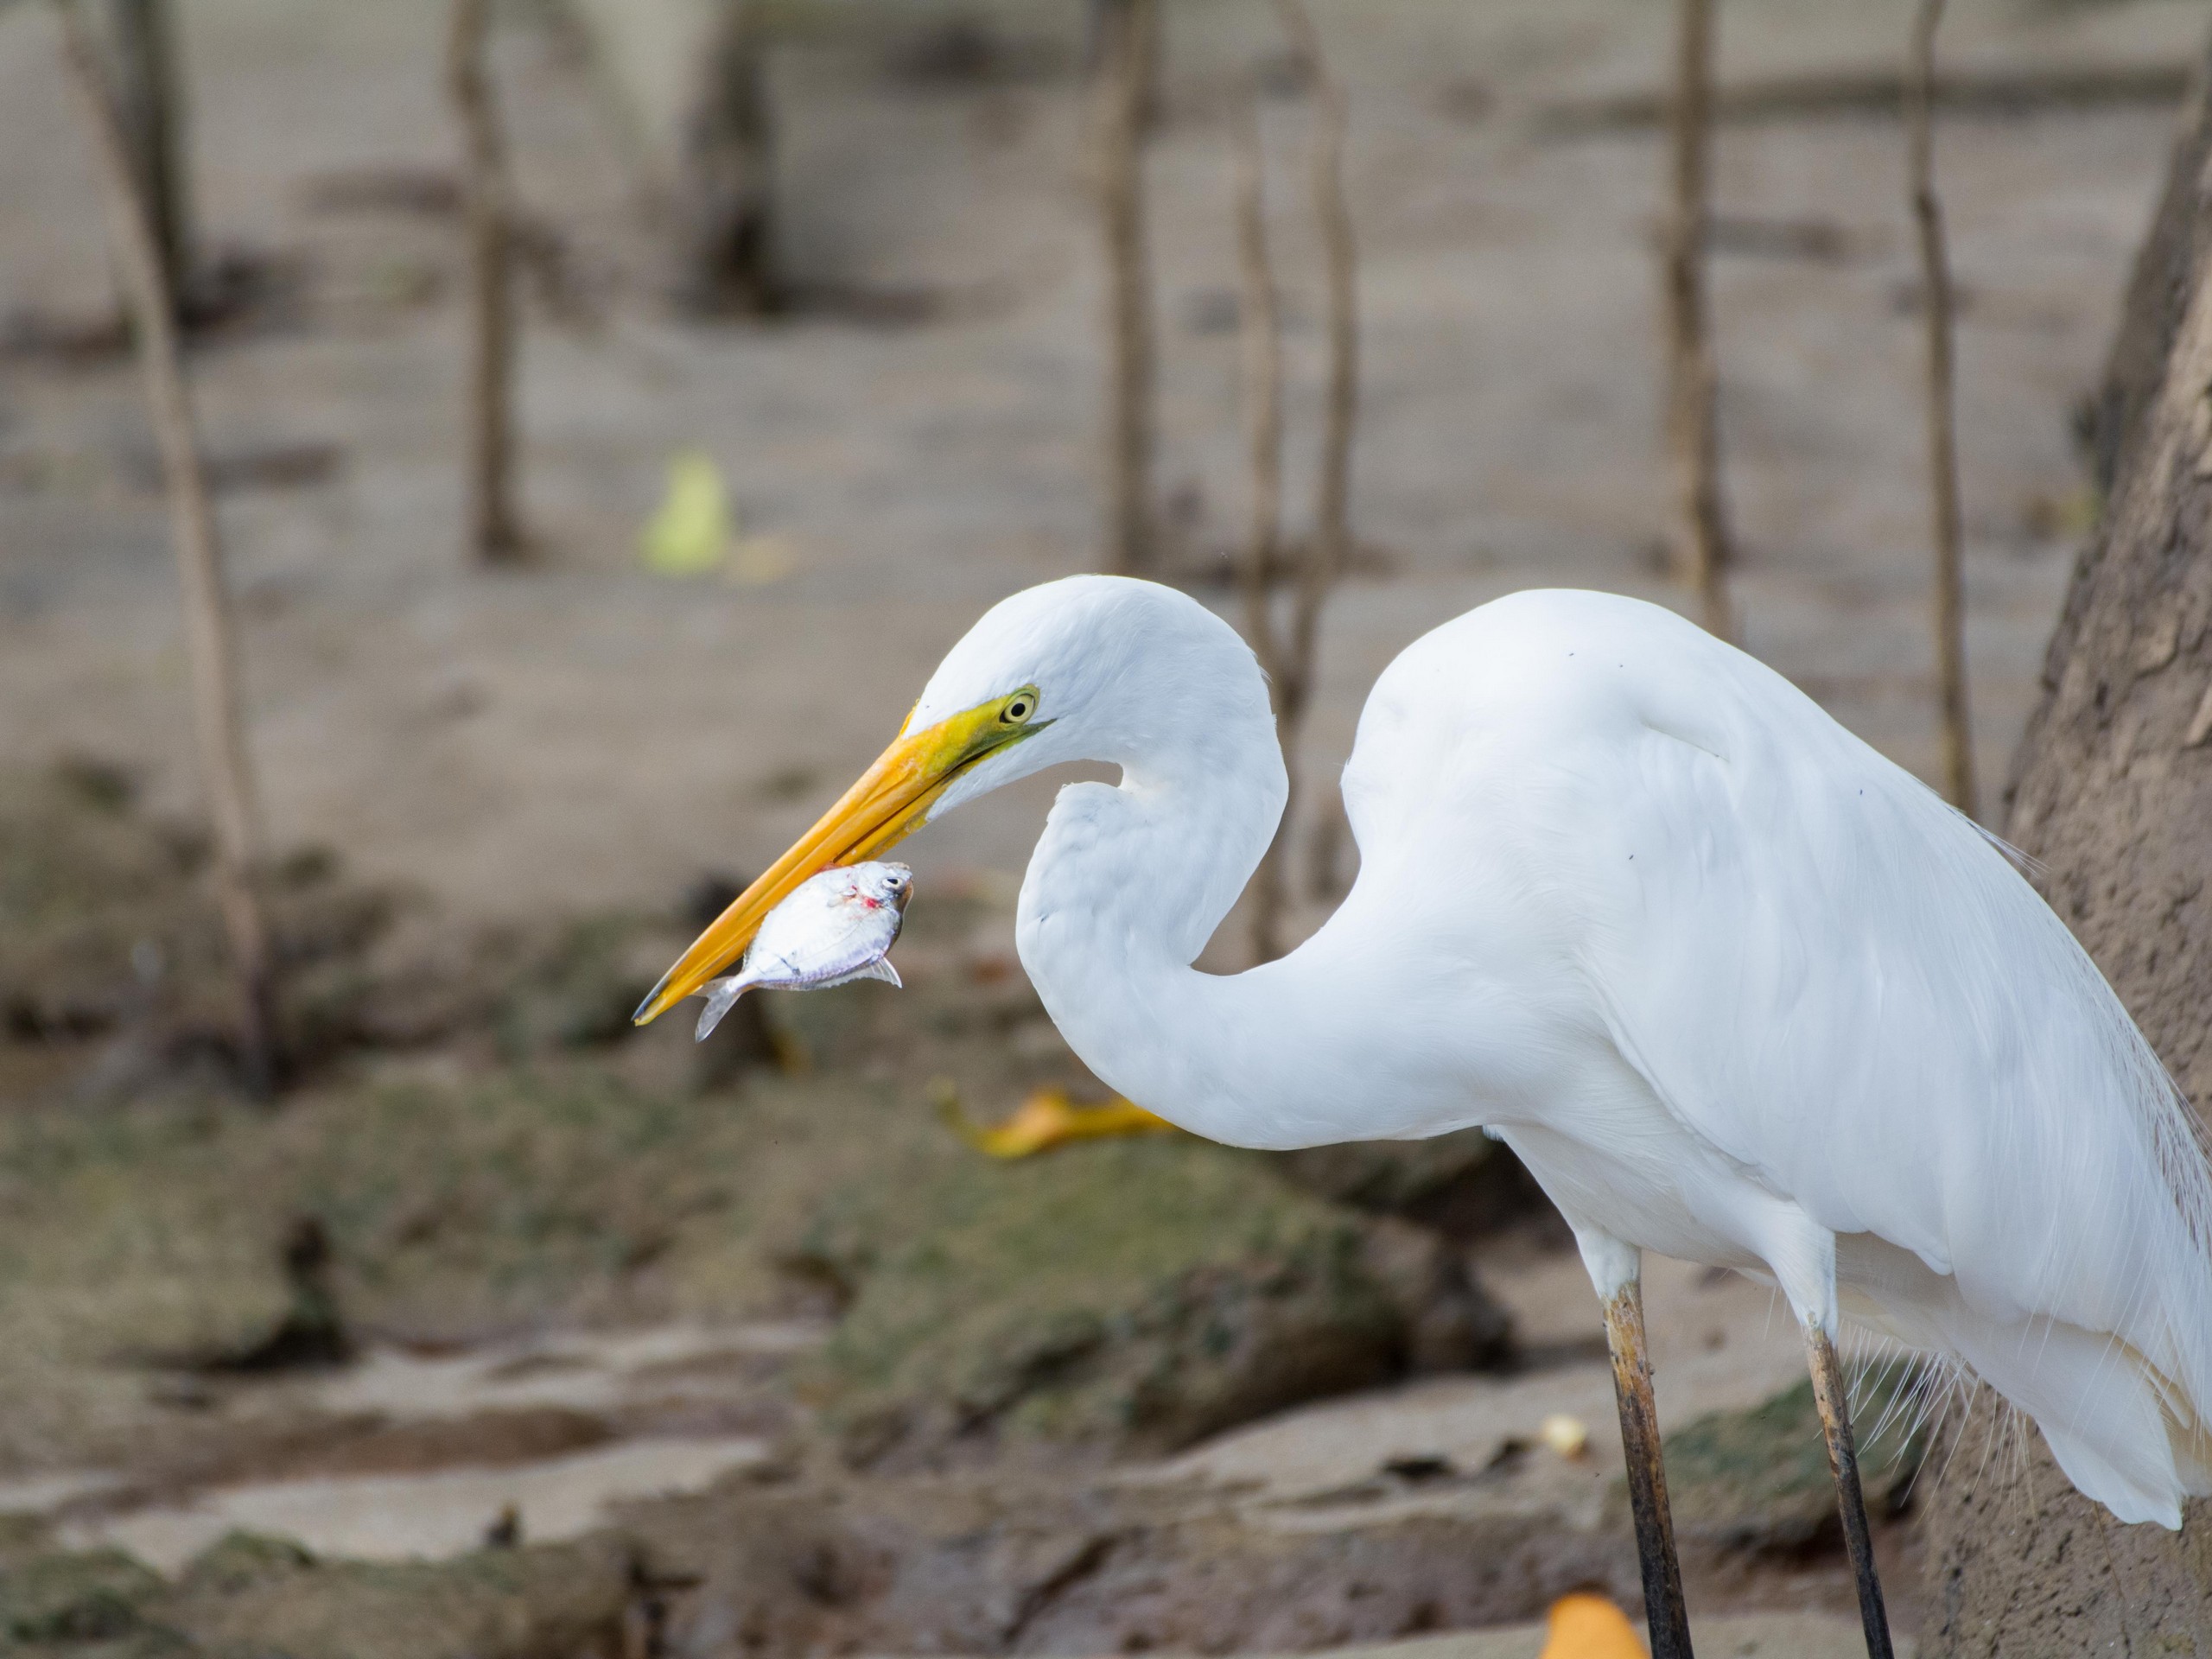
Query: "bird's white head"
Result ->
[[908, 575, 1276, 815], [633, 575, 1271, 1026]]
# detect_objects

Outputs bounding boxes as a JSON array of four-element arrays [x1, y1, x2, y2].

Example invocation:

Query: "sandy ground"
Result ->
[[18, 1249, 1826, 1590], [1, 0, 2202, 943], [50, 1323, 817, 1571]]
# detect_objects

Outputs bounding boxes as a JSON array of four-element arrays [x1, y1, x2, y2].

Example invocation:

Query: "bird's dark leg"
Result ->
[[1805, 1325, 1896, 1659], [1604, 1281, 1695, 1659]]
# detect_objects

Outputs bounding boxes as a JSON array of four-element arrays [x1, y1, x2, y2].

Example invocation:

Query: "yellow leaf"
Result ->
[[1539, 1593, 1644, 1659], [933, 1083, 1177, 1159], [640, 450, 732, 576]]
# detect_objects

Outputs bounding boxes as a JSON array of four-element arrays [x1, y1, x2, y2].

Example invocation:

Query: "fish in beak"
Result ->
[[632, 685, 1046, 1027]]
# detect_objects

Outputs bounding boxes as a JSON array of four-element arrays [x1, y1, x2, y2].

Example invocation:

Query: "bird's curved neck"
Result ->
[[1014, 717, 1452, 1151]]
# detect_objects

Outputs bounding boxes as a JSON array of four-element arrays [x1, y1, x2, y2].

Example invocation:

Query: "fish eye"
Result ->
[[1001, 689, 1038, 725]]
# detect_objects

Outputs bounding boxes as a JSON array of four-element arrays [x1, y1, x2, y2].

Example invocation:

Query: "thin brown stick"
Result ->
[[100, 0, 194, 311], [1273, 0, 1356, 723], [1663, 0, 1733, 639], [56, 0, 276, 1096], [1236, 86, 1290, 963], [1134, 0, 1164, 134], [1535, 61, 2193, 137], [1239, 3, 1358, 961], [1908, 0, 1976, 816], [448, 0, 525, 563], [1306, 781, 1349, 901], [1235, 95, 1285, 693], [674, 3, 778, 315], [1094, 0, 1156, 575]]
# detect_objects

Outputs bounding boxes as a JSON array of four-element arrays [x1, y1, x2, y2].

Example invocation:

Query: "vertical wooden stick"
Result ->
[[1663, 0, 1733, 640], [1095, 0, 1156, 575], [448, 0, 526, 564], [56, 0, 276, 1096], [1236, 87, 1290, 963], [1236, 92, 1285, 679], [1907, 0, 1977, 817], [1242, 1, 1357, 962], [674, 2, 778, 315], [1274, 0, 1355, 716], [100, 0, 194, 312]]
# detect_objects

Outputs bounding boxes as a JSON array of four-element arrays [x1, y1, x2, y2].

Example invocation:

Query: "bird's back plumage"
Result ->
[[1344, 589, 2212, 1525]]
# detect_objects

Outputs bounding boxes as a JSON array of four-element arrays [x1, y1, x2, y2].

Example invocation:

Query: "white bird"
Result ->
[[636, 576, 2212, 1658]]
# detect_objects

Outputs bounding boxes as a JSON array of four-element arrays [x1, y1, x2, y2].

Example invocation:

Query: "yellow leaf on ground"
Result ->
[[934, 1083, 1177, 1159], [1539, 1592, 1644, 1659], [640, 449, 731, 576]]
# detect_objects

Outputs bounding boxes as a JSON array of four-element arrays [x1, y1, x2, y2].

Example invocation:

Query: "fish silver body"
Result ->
[[695, 861, 912, 1040]]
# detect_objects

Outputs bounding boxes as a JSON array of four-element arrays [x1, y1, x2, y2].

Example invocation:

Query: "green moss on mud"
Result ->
[[0, 1532, 631, 1658], [804, 1133, 1409, 1459], [157, 1532, 632, 1659], [0, 1052, 1437, 1470], [1660, 1359, 1928, 1550], [0, 766, 1464, 1478], [0, 1547, 163, 1645]]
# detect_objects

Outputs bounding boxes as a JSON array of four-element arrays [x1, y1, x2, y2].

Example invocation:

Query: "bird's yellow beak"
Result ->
[[632, 692, 1043, 1027]]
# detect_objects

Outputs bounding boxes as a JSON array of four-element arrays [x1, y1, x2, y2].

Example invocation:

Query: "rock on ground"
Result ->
[[0, 1529, 635, 1659]]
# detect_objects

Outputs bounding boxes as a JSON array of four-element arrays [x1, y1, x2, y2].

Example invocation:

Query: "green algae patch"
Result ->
[[0, 1025, 1436, 1469], [1659, 1359, 1928, 1550], [0, 760, 1459, 1472], [157, 1532, 634, 1659], [799, 1133, 1415, 1461], [0, 1547, 164, 1645], [0, 1528, 641, 1658], [0, 1532, 631, 1659]]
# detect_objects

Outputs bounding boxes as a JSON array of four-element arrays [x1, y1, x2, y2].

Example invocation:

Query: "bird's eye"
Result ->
[[1001, 689, 1038, 725]]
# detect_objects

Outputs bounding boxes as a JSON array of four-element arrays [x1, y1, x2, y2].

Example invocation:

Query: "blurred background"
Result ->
[[0, 0, 2195, 1653]]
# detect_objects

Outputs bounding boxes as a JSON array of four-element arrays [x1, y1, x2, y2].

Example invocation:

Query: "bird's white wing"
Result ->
[[1531, 601, 2207, 1395], [1352, 591, 2211, 1389]]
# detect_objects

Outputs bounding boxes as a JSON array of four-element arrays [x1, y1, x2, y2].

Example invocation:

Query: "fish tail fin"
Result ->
[[695, 975, 751, 1041]]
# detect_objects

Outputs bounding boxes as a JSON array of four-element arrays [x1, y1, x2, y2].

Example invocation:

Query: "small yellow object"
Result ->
[[1538, 1592, 1643, 1659], [641, 449, 731, 576], [935, 1083, 1176, 1159], [1538, 1412, 1592, 1461]]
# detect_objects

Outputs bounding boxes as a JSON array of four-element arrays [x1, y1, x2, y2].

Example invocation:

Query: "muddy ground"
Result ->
[[0, 0, 2195, 1653], [0, 767, 1923, 1656]]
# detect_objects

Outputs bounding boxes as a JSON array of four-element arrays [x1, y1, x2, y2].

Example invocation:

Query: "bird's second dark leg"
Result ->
[[1804, 1325, 1896, 1659], [1604, 1281, 1695, 1659]]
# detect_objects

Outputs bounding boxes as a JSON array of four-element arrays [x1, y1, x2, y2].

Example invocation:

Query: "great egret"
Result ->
[[636, 577, 2212, 1658]]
